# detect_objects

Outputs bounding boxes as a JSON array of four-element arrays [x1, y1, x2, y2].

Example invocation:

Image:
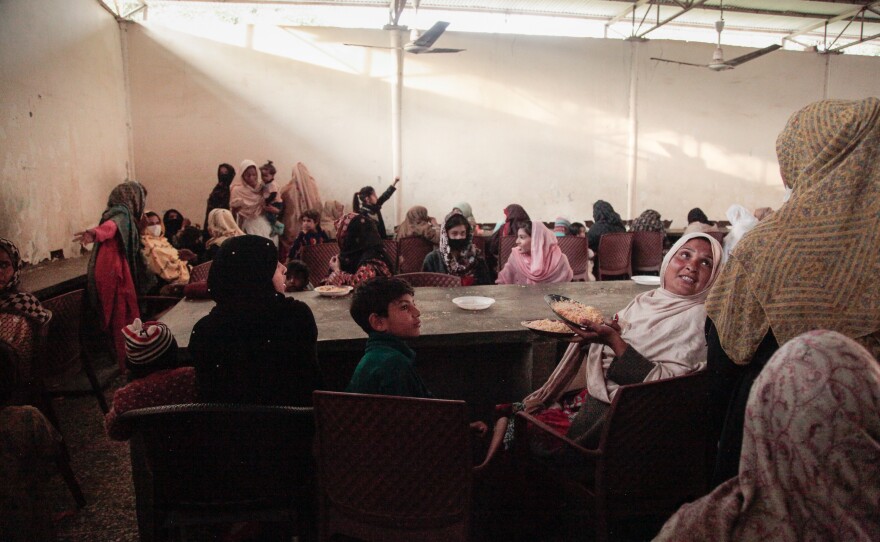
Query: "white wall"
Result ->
[[126, 22, 880, 231], [0, 0, 131, 263]]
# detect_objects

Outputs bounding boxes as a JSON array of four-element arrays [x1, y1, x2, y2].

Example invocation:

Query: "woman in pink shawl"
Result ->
[[656, 329, 880, 542], [230, 159, 275, 242], [496, 221, 573, 285], [500, 232, 723, 451]]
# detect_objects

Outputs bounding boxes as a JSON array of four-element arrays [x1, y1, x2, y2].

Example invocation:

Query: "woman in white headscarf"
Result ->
[[721, 204, 758, 262], [204, 208, 245, 262], [502, 232, 723, 450], [230, 159, 275, 243]]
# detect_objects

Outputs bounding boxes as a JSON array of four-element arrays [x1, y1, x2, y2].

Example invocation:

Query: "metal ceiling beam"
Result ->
[[631, 0, 711, 39], [606, 0, 652, 27], [826, 30, 880, 51], [785, 1, 880, 40]]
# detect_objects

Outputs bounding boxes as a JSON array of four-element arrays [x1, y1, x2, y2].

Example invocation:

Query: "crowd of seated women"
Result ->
[[2, 97, 878, 541]]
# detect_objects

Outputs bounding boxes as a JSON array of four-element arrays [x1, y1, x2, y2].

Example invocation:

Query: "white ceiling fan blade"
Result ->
[[344, 43, 397, 50], [414, 47, 465, 54], [650, 57, 708, 68], [724, 44, 782, 68], [412, 21, 449, 48]]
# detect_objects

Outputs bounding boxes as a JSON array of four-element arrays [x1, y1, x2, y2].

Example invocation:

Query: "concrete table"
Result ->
[[162, 281, 653, 419]]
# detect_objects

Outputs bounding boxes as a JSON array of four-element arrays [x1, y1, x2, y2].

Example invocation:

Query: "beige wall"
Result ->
[[127, 22, 880, 231], [0, 0, 131, 263]]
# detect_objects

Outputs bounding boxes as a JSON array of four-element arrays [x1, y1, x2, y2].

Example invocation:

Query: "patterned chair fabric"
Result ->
[[121, 403, 316, 541], [382, 239, 399, 274], [396, 272, 461, 288], [497, 236, 517, 272], [472, 235, 487, 253], [301, 242, 340, 285], [557, 236, 590, 281], [188, 261, 212, 283], [596, 232, 634, 280], [397, 237, 435, 274], [313, 391, 475, 541], [514, 371, 712, 542], [40, 289, 108, 413], [631, 231, 664, 275]]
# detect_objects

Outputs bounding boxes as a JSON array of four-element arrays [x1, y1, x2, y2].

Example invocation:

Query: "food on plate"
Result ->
[[551, 301, 604, 326], [523, 319, 574, 334], [315, 285, 350, 294]]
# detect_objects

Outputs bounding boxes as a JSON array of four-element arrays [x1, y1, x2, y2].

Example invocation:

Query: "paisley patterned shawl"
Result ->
[[705, 98, 880, 364]]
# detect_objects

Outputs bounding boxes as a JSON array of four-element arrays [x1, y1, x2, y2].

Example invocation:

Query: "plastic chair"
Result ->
[[40, 289, 109, 414], [188, 261, 212, 283], [383, 239, 399, 274], [313, 391, 505, 542], [661, 219, 672, 229], [397, 272, 461, 288], [596, 233, 634, 280], [513, 371, 712, 542], [472, 235, 487, 253], [301, 242, 340, 285], [398, 237, 435, 274], [557, 236, 590, 281], [706, 231, 726, 245], [121, 403, 316, 542], [631, 231, 664, 275], [497, 236, 517, 272]]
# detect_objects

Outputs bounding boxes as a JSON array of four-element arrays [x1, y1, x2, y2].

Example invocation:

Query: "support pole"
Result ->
[[390, 27, 405, 226]]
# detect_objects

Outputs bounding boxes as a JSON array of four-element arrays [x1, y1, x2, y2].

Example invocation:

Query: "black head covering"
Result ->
[[208, 235, 279, 306], [687, 207, 712, 225], [592, 200, 624, 227], [163, 209, 185, 241], [338, 214, 391, 274], [217, 163, 236, 187]]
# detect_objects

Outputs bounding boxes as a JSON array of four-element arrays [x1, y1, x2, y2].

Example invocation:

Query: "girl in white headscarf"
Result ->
[[503, 232, 723, 450], [721, 204, 758, 262], [230, 159, 276, 243]]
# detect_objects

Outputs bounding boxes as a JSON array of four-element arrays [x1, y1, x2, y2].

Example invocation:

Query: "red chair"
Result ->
[[397, 237, 435, 274], [631, 231, 664, 275], [188, 261, 212, 283], [596, 233, 634, 280], [396, 272, 461, 288], [497, 236, 517, 272], [557, 236, 591, 281], [706, 231, 726, 245], [301, 242, 339, 285], [472, 235, 487, 253], [513, 371, 712, 542], [40, 289, 109, 414], [313, 391, 504, 542], [383, 239, 399, 274]]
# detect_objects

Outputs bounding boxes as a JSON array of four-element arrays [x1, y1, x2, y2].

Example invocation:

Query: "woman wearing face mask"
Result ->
[[422, 210, 492, 285], [140, 211, 190, 291]]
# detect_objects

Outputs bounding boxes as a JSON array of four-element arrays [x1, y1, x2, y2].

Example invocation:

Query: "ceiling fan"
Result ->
[[345, 21, 465, 54], [650, 2, 780, 71]]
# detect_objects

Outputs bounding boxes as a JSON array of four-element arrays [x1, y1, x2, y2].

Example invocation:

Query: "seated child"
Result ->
[[104, 318, 197, 441], [288, 209, 330, 260], [285, 259, 312, 292], [347, 277, 488, 433], [260, 160, 285, 236]]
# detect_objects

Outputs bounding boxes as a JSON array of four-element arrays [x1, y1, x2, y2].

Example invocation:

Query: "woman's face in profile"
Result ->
[[663, 238, 714, 296], [516, 227, 531, 255], [0, 248, 13, 289]]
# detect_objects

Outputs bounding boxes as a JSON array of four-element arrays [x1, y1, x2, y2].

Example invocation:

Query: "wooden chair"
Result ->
[[706, 231, 726, 245], [596, 233, 634, 280], [188, 261, 212, 283], [557, 236, 591, 281], [396, 272, 461, 288], [301, 241, 339, 285], [397, 237, 435, 274], [584, 220, 594, 228], [1, 340, 87, 508], [497, 236, 517, 272], [661, 219, 672, 229], [513, 371, 712, 542], [631, 231, 664, 275], [313, 391, 504, 542], [715, 220, 731, 228], [383, 239, 399, 274], [40, 289, 109, 414], [121, 403, 316, 542]]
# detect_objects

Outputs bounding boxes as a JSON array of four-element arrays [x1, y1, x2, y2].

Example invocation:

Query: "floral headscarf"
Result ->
[[630, 209, 665, 234], [439, 210, 479, 276]]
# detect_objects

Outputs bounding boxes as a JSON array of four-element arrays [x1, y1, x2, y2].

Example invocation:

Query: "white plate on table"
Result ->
[[631, 275, 661, 286], [315, 285, 353, 297], [452, 296, 495, 311]]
